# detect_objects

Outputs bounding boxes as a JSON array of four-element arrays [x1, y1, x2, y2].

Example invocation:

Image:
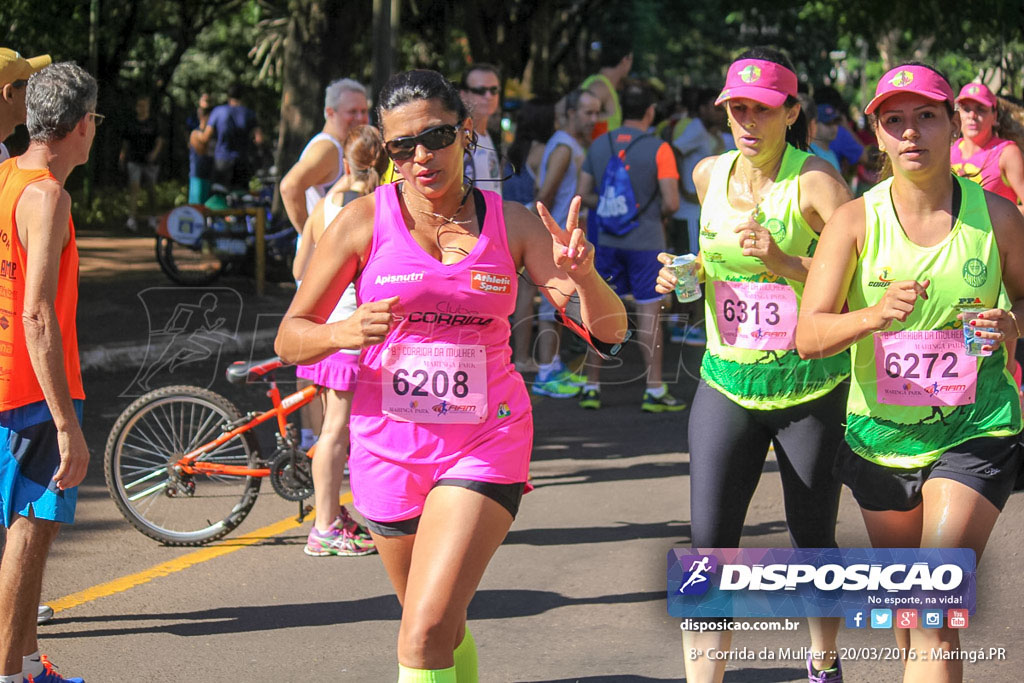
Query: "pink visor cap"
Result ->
[[865, 65, 954, 115], [715, 59, 798, 108], [956, 82, 997, 109]]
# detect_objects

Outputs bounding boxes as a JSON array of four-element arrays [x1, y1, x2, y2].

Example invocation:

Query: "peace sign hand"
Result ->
[[538, 195, 593, 280]]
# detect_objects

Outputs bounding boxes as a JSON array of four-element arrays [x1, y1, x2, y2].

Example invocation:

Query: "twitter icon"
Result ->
[[870, 609, 892, 629]]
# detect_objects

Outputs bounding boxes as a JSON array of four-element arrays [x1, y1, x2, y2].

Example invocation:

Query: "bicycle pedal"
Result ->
[[296, 504, 313, 523]]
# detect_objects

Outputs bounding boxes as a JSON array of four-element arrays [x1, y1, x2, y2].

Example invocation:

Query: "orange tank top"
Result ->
[[0, 157, 85, 410]]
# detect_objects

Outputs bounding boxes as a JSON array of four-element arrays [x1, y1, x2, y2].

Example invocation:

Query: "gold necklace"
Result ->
[[402, 182, 473, 228], [736, 154, 783, 220], [402, 182, 475, 258]]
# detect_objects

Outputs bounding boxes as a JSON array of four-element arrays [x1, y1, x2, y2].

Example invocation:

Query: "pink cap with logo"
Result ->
[[715, 59, 798, 108], [864, 65, 954, 115], [956, 82, 997, 109]]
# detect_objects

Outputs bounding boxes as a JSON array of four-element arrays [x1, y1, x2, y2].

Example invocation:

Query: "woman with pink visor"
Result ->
[[950, 82, 1024, 211], [798, 63, 1024, 682], [655, 47, 851, 683]]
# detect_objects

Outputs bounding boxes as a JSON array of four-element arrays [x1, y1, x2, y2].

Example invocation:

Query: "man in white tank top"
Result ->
[[281, 78, 367, 453], [280, 78, 368, 232]]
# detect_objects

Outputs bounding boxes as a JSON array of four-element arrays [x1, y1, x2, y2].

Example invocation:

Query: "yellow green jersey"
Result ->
[[846, 175, 1022, 467], [699, 145, 850, 409]]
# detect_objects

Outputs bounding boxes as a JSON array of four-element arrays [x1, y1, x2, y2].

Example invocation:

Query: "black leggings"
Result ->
[[688, 380, 847, 549]]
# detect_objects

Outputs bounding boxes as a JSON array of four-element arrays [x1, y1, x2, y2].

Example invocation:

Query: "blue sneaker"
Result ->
[[557, 368, 587, 386], [532, 372, 582, 398], [24, 655, 84, 683]]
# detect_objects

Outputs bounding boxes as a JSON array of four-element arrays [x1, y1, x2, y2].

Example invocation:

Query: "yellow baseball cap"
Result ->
[[0, 48, 52, 87]]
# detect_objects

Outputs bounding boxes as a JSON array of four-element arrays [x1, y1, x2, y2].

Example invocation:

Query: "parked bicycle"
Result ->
[[154, 170, 295, 285], [104, 357, 322, 545]]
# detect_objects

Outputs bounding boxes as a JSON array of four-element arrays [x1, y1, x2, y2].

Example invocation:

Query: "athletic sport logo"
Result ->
[[890, 70, 915, 87], [470, 270, 512, 295], [677, 555, 717, 595], [962, 258, 988, 287], [877, 267, 894, 282], [739, 65, 762, 83], [968, 85, 980, 95]]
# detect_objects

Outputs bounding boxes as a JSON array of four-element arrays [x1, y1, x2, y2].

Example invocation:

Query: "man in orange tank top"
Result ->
[[0, 62, 96, 683]]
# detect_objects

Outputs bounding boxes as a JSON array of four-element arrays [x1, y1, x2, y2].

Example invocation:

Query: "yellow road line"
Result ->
[[49, 492, 353, 614]]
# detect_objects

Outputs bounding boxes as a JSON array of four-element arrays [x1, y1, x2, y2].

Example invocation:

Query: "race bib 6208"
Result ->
[[381, 343, 487, 423]]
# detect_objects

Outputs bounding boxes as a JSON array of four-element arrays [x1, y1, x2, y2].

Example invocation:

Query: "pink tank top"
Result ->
[[349, 183, 531, 463], [950, 137, 1018, 202]]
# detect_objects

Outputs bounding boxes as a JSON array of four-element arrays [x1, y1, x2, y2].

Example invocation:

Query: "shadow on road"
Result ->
[[523, 666, 806, 682], [504, 520, 690, 546], [43, 588, 665, 639]]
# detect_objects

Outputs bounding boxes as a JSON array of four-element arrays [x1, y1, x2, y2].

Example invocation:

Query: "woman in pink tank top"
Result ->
[[276, 69, 626, 682], [950, 82, 1024, 210]]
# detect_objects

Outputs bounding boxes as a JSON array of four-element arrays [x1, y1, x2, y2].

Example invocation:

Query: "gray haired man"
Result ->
[[0, 62, 96, 683], [280, 78, 369, 243]]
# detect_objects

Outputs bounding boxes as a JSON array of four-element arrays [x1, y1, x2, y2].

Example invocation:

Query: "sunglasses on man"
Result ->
[[385, 124, 459, 161], [465, 86, 499, 96]]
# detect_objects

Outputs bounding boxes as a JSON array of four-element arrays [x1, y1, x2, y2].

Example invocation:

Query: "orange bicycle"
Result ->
[[104, 357, 322, 546]]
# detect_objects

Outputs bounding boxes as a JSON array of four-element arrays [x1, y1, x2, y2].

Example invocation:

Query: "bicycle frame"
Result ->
[[177, 382, 321, 477]]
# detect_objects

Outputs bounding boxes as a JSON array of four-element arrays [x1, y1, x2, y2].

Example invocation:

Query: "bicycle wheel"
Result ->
[[104, 385, 262, 545], [155, 236, 224, 285]]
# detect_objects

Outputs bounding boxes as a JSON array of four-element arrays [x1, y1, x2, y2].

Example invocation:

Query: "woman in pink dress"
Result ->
[[276, 69, 626, 682]]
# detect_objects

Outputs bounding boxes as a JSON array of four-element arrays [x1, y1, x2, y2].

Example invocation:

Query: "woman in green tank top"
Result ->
[[656, 48, 852, 683], [797, 63, 1024, 682]]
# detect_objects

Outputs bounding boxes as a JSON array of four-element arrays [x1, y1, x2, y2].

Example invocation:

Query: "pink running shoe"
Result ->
[[304, 524, 377, 557], [334, 505, 374, 545]]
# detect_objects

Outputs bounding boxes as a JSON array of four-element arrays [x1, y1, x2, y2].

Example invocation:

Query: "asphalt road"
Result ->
[[22, 234, 1024, 681]]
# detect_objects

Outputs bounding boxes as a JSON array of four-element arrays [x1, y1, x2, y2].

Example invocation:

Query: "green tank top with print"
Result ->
[[846, 175, 1022, 468], [699, 145, 850, 409]]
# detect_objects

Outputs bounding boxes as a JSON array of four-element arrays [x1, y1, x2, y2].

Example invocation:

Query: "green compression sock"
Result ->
[[397, 663, 456, 683], [453, 628, 479, 682]]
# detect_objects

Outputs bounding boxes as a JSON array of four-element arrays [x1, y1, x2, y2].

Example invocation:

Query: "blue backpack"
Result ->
[[592, 133, 658, 236]]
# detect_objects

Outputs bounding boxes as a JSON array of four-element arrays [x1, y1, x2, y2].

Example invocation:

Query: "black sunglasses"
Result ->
[[385, 124, 459, 161], [466, 86, 499, 96]]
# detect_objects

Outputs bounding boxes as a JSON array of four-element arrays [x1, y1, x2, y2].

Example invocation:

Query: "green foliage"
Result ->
[[73, 181, 187, 231], [5, 0, 1024, 192]]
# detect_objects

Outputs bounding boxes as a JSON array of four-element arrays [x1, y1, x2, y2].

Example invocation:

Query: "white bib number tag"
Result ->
[[381, 343, 487, 423]]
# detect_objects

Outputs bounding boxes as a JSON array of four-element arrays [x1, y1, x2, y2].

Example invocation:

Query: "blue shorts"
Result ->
[[0, 399, 85, 527], [595, 246, 663, 303]]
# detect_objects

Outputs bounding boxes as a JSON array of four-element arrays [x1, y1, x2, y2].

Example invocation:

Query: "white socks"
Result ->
[[646, 384, 667, 398], [23, 650, 44, 678]]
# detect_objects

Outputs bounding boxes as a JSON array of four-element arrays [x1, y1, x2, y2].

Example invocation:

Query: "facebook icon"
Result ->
[[845, 610, 866, 629]]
